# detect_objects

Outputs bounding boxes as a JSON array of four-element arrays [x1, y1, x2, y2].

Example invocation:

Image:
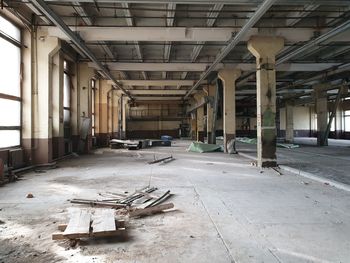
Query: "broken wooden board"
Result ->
[[70, 198, 126, 208], [92, 209, 116, 234], [52, 209, 126, 241], [129, 203, 174, 218], [62, 209, 91, 239]]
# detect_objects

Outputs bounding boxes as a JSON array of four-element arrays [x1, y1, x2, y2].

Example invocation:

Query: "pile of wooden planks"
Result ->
[[70, 186, 174, 218], [52, 209, 126, 241]]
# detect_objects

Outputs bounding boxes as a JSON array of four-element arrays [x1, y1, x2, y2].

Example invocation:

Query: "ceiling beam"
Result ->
[[45, 27, 340, 43], [121, 2, 147, 80], [107, 79, 205, 86], [163, 3, 176, 79], [30, 0, 133, 100], [41, 0, 350, 6], [128, 90, 188, 95], [286, 4, 320, 26], [90, 62, 342, 72]]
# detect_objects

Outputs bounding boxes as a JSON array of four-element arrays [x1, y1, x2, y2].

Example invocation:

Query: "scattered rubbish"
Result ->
[[161, 135, 173, 141], [324, 182, 330, 186], [187, 142, 223, 153], [129, 203, 174, 218], [110, 139, 171, 150], [52, 209, 126, 242], [236, 137, 300, 149], [148, 155, 174, 164], [302, 181, 310, 185], [26, 193, 34, 198], [272, 167, 283, 176], [34, 170, 46, 174], [0, 219, 5, 224], [150, 140, 171, 147], [71, 186, 173, 216]]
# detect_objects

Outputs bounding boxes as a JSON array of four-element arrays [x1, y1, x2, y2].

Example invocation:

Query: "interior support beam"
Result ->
[[90, 62, 341, 72], [248, 35, 284, 168], [46, 27, 336, 43], [31, 0, 133, 100], [107, 79, 204, 86]]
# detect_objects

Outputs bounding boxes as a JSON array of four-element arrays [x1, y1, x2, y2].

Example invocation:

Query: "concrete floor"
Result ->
[[0, 140, 350, 263], [237, 137, 350, 186]]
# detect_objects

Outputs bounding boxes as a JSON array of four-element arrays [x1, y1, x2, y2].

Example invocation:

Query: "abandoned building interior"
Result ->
[[1, 0, 350, 262]]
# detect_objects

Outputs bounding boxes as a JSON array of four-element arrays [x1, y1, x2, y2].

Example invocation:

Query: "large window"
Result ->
[[91, 79, 96, 136], [63, 61, 71, 139], [344, 110, 350, 132], [0, 16, 21, 148]]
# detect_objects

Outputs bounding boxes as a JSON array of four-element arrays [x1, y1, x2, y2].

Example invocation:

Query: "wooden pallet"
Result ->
[[52, 209, 126, 240]]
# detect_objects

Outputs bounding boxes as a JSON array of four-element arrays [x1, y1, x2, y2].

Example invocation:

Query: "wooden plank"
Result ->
[[70, 199, 126, 208], [92, 209, 116, 234], [63, 209, 91, 239], [130, 203, 174, 217], [57, 219, 125, 232]]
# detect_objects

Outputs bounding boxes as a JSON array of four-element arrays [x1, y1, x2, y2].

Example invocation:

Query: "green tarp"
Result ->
[[236, 137, 299, 149], [187, 142, 223, 153]]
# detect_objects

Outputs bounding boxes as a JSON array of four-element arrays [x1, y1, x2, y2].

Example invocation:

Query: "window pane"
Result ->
[[0, 16, 20, 41], [0, 130, 20, 148], [0, 38, 21, 97], [64, 73, 70, 108], [345, 116, 350, 132], [0, 98, 20, 126], [64, 109, 70, 125]]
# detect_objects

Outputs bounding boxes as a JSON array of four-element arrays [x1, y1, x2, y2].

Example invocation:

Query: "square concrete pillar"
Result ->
[[218, 69, 241, 153], [194, 93, 205, 142], [285, 102, 294, 143], [248, 36, 284, 167], [314, 84, 329, 146], [190, 112, 197, 140], [206, 85, 215, 144]]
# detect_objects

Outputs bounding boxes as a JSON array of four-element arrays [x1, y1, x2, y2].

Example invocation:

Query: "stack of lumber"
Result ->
[[70, 186, 174, 218]]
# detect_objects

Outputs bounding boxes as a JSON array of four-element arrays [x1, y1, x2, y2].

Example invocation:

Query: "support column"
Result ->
[[285, 101, 294, 143], [218, 69, 241, 153], [206, 85, 215, 144], [121, 95, 129, 139], [248, 36, 284, 167], [194, 93, 205, 142], [190, 112, 197, 140], [314, 84, 328, 146], [96, 80, 110, 146], [77, 63, 95, 152], [32, 29, 61, 164]]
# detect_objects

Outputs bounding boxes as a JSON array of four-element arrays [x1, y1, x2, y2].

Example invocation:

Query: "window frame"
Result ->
[[0, 15, 22, 149]]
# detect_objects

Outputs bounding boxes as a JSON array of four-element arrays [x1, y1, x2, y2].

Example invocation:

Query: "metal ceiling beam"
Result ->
[[286, 4, 319, 26], [163, 3, 176, 79], [90, 62, 342, 72], [184, 0, 278, 99], [107, 79, 206, 86], [121, 2, 147, 80], [46, 26, 333, 43], [41, 0, 350, 6], [277, 19, 350, 65], [30, 0, 133, 100], [181, 3, 223, 84]]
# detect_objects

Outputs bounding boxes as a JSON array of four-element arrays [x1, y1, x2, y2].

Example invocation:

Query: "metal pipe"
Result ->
[[30, 0, 133, 100], [184, 0, 277, 99], [277, 19, 350, 65]]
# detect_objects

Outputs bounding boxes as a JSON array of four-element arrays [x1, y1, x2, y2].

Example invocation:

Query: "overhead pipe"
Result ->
[[184, 0, 277, 99], [31, 0, 133, 100], [277, 19, 350, 65]]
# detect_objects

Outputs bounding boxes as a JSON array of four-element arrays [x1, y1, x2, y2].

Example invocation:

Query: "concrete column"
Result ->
[[77, 63, 95, 152], [96, 80, 111, 145], [194, 93, 205, 142], [206, 85, 215, 144], [32, 30, 61, 164], [190, 113, 197, 140], [51, 52, 64, 158], [248, 36, 284, 167], [285, 102, 294, 143], [218, 69, 241, 153], [121, 95, 129, 139], [314, 84, 328, 146], [112, 92, 120, 138]]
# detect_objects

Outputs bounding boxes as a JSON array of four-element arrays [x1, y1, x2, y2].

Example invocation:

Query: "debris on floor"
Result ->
[[148, 155, 174, 164], [26, 193, 34, 198], [110, 138, 171, 149], [187, 142, 223, 153], [52, 208, 126, 241], [237, 137, 300, 148], [70, 186, 174, 217], [161, 135, 173, 141]]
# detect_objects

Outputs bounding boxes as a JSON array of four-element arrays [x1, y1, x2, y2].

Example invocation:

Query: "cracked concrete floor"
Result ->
[[0, 140, 349, 263]]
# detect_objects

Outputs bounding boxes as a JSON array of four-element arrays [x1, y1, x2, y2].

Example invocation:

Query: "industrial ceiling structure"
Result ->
[[5, 0, 350, 102]]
